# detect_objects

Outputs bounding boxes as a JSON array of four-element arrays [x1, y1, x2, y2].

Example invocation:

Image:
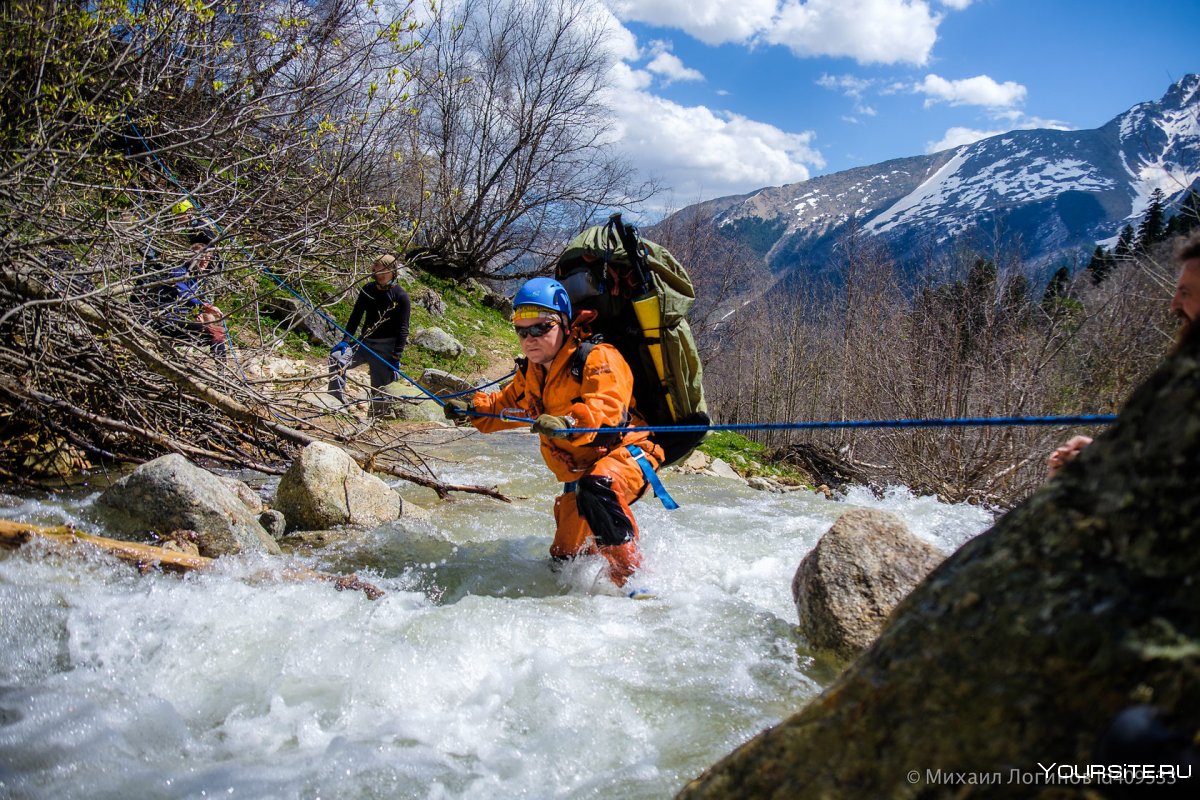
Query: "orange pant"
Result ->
[[551, 446, 655, 587]]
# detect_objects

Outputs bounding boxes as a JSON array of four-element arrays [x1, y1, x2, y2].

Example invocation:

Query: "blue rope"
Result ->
[[125, 120, 448, 405], [391, 369, 516, 401], [453, 411, 1118, 432], [559, 413, 1118, 435]]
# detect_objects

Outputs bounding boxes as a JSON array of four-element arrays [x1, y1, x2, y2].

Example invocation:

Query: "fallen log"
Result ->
[[0, 519, 384, 600]]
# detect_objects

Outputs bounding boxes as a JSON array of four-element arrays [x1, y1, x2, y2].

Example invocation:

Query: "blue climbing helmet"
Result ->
[[512, 277, 572, 320]]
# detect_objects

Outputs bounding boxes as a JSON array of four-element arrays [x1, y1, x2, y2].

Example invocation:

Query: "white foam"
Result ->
[[0, 436, 992, 798]]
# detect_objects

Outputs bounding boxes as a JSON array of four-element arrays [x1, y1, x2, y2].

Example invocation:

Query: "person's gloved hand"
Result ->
[[443, 398, 473, 421], [330, 341, 349, 356], [532, 414, 572, 438], [390, 352, 403, 370]]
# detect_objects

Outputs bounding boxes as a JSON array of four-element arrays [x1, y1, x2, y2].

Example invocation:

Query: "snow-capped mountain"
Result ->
[[657, 75, 1200, 285]]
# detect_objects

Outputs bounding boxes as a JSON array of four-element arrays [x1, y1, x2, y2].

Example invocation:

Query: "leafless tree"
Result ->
[[409, 0, 657, 277], [646, 205, 769, 360]]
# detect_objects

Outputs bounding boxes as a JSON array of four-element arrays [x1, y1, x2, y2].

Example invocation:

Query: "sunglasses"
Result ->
[[515, 320, 558, 339]]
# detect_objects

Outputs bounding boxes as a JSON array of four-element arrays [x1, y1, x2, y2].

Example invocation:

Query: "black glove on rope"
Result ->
[[443, 398, 472, 421]]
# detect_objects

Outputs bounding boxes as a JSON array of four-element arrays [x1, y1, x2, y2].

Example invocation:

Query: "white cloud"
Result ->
[[645, 40, 705, 85], [605, 0, 777, 46], [817, 73, 879, 117], [915, 74, 1027, 108], [926, 114, 1075, 153], [767, 0, 941, 65], [589, 1, 640, 61], [596, 7, 824, 205], [927, 126, 1004, 152], [611, 95, 823, 199], [992, 110, 1072, 131], [816, 73, 873, 99], [938, 0, 973, 9], [606, 0, 945, 65], [610, 60, 654, 93]]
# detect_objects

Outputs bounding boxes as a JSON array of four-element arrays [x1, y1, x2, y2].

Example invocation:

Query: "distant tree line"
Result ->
[[1084, 187, 1200, 285], [691, 197, 1193, 505]]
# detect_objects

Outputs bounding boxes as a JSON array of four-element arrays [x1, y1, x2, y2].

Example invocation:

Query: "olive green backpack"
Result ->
[[555, 214, 708, 466]]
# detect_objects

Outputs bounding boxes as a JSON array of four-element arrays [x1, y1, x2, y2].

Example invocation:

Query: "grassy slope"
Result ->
[[240, 268, 519, 384]]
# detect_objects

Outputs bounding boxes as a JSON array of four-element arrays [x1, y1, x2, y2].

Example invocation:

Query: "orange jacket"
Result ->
[[470, 336, 656, 482]]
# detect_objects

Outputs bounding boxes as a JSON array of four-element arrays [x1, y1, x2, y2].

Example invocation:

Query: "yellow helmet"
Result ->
[[172, 200, 194, 215]]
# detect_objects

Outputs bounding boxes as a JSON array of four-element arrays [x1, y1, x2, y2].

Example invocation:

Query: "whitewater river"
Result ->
[[0, 431, 994, 799]]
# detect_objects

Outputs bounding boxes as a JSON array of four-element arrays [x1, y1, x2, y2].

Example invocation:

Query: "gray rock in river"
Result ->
[[258, 509, 287, 540], [218, 475, 264, 514], [273, 441, 401, 531], [95, 454, 281, 557], [791, 509, 945, 659], [420, 368, 475, 396]]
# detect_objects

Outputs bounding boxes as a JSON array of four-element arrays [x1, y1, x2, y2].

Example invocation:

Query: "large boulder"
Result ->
[[94, 454, 281, 557], [791, 509, 945, 659], [385, 398, 448, 423], [420, 368, 474, 397], [218, 475, 264, 514], [260, 293, 339, 347], [467, 278, 513, 317], [273, 441, 401, 531], [411, 327, 464, 358], [677, 326, 1200, 799]]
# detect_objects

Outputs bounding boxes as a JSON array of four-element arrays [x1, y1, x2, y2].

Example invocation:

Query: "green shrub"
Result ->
[[698, 431, 812, 485]]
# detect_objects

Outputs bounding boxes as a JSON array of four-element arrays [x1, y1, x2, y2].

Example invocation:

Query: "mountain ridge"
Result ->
[[653, 74, 1200, 284]]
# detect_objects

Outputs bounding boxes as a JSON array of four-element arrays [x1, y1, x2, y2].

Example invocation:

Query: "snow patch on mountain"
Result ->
[[863, 149, 970, 234], [1121, 92, 1200, 221]]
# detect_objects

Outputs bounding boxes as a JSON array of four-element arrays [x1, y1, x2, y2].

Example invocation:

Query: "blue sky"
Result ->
[[592, 0, 1199, 212]]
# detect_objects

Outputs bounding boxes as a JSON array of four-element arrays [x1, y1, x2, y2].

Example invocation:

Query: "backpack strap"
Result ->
[[569, 335, 601, 381], [626, 444, 678, 510], [570, 335, 631, 452]]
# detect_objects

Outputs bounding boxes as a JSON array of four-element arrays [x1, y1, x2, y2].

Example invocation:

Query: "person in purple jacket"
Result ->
[[328, 254, 411, 415]]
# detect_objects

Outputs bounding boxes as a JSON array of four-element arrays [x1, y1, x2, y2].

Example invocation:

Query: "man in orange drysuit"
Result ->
[[443, 277, 665, 587]]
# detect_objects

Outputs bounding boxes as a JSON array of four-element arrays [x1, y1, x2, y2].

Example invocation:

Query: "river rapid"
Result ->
[[0, 431, 994, 799]]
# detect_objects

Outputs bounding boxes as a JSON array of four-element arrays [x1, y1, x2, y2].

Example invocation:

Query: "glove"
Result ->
[[390, 352, 403, 370], [331, 341, 349, 356], [443, 398, 473, 421], [531, 414, 572, 438]]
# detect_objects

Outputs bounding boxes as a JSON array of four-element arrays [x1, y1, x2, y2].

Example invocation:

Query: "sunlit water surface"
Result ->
[[0, 432, 994, 799]]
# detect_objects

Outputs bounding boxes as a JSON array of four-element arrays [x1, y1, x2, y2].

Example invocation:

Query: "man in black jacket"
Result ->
[[328, 254, 411, 415]]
